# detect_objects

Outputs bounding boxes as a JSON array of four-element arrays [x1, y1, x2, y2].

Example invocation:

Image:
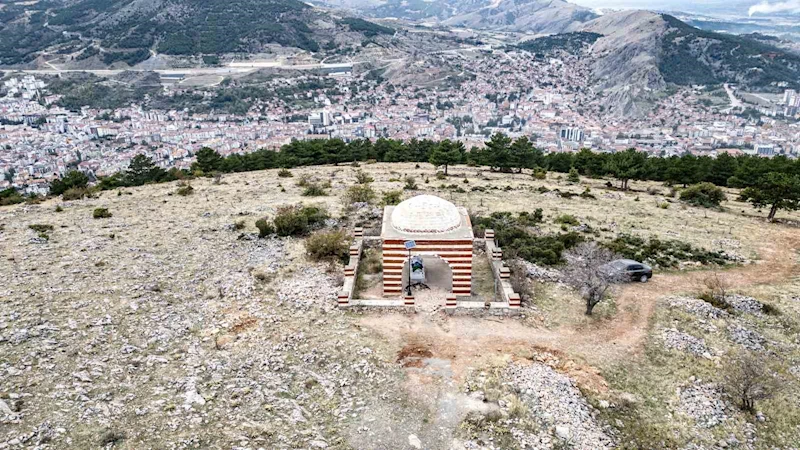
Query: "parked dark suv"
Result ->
[[606, 259, 653, 283]]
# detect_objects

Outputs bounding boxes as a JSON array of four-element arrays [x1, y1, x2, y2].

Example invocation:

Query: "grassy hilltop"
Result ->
[[1, 163, 800, 448]]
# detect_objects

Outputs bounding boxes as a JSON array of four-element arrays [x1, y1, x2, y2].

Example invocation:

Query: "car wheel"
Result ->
[[640, 274, 649, 283]]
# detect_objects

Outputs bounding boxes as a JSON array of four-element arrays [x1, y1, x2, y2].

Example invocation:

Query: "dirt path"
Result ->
[[360, 227, 800, 378]]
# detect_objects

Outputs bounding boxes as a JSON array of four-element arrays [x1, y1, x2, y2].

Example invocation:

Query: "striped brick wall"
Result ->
[[382, 239, 473, 297]]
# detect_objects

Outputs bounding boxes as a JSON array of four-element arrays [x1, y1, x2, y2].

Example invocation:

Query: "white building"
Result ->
[[754, 143, 775, 157], [560, 126, 584, 142]]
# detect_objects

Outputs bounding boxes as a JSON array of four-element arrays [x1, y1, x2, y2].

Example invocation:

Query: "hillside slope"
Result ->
[[2, 164, 800, 448], [0, 0, 394, 67], [516, 9, 800, 115], [579, 11, 669, 117], [657, 15, 800, 89], [443, 0, 597, 34]]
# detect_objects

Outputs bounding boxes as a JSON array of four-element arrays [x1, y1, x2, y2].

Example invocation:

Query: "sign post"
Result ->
[[404, 240, 416, 296]]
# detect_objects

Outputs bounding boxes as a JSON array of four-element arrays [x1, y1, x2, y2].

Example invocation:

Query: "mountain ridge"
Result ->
[[0, 0, 394, 67], [443, 0, 597, 34]]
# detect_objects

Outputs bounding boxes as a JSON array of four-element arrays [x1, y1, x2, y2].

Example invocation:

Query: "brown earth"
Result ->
[[360, 225, 800, 391]]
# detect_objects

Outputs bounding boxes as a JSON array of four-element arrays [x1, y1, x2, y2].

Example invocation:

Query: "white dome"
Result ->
[[390, 195, 462, 234]]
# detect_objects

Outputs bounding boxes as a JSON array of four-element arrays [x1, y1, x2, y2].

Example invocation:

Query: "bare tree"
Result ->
[[703, 271, 730, 303], [722, 352, 779, 413], [562, 242, 624, 315]]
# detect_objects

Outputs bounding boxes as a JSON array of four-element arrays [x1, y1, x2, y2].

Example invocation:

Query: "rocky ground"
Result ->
[[2, 164, 800, 449], [0, 174, 411, 449]]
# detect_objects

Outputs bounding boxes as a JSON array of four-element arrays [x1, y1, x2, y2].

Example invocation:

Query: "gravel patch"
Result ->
[[723, 295, 763, 315], [502, 362, 616, 449], [666, 296, 728, 319], [660, 328, 714, 358], [520, 260, 562, 283], [727, 323, 767, 351], [276, 265, 341, 311], [678, 381, 730, 429]]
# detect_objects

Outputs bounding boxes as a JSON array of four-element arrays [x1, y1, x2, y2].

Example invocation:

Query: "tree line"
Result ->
[[20, 133, 800, 220]]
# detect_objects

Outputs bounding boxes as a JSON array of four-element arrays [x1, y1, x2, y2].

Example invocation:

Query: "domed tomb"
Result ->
[[381, 194, 474, 298], [390, 195, 462, 234]]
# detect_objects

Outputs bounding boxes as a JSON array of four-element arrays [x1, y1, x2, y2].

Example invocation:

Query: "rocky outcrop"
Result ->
[[580, 11, 668, 117]]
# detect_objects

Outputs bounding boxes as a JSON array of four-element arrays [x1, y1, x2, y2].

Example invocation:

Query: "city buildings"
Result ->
[[2, 49, 799, 194]]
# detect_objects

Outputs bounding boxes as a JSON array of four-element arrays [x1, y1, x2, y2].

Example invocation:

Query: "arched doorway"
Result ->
[[400, 255, 454, 309]]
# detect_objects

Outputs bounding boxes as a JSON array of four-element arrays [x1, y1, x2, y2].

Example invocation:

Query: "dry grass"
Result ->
[[3, 162, 800, 448], [593, 273, 800, 448], [470, 253, 496, 301]]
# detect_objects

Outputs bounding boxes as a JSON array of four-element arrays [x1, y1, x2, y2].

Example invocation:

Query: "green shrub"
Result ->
[[176, 184, 194, 196], [567, 167, 580, 183], [344, 184, 376, 204], [518, 209, 544, 226], [274, 209, 309, 236], [255, 218, 275, 237], [355, 170, 374, 184], [273, 205, 329, 237], [404, 176, 418, 190], [299, 205, 329, 227], [302, 183, 327, 197], [233, 220, 246, 231], [472, 212, 583, 266], [50, 170, 89, 196], [278, 168, 293, 178], [435, 172, 447, 180], [361, 248, 382, 274], [93, 208, 112, 219], [605, 234, 731, 268], [29, 224, 54, 233], [679, 182, 726, 208], [0, 188, 26, 206], [55, 205, 64, 213], [531, 167, 547, 180], [305, 229, 350, 263], [698, 291, 733, 312], [381, 190, 403, 206], [63, 187, 92, 201], [554, 214, 580, 226]]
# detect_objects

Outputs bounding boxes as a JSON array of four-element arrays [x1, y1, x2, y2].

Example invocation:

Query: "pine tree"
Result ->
[[192, 147, 223, 174], [605, 148, 646, 190], [429, 140, 462, 175], [125, 154, 166, 186], [49, 170, 89, 195], [739, 173, 800, 221], [485, 133, 513, 172]]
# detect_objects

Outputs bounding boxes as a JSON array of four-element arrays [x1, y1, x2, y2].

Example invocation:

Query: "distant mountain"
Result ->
[[513, 9, 800, 115], [578, 10, 671, 117], [657, 15, 800, 88], [311, 0, 494, 21], [0, 0, 394, 67], [442, 0, 598, 34]]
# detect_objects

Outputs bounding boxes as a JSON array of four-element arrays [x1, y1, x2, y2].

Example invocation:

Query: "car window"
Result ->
[[629, 265, 643, 270]]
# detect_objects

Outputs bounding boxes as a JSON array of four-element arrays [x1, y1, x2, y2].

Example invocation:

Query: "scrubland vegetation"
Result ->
[[3, 161, 800, 449]]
